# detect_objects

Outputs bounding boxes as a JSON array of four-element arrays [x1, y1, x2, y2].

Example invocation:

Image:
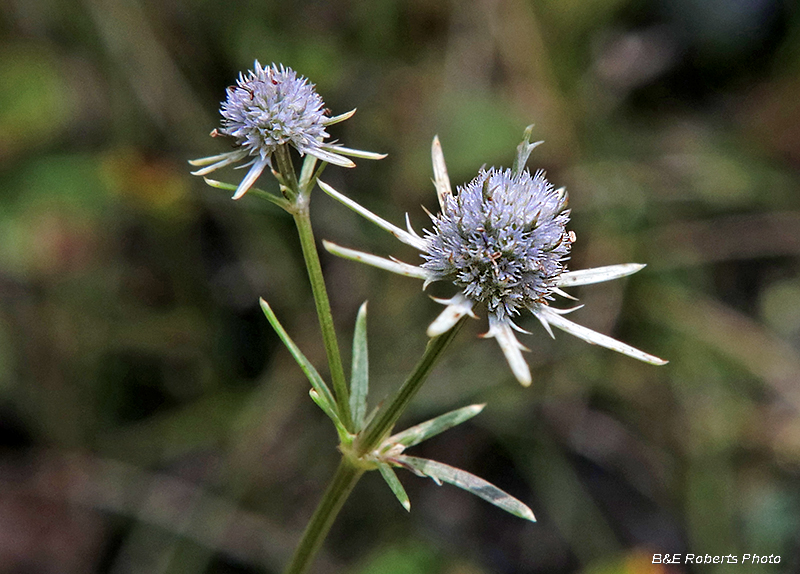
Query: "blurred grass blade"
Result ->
[[350, 302, 369, 430], [259, 298, 338, 418], [378, 463, 410, 512], [388, 404, 485, 449], [397, 456, 536, 522], [309, 390, 347, 440]]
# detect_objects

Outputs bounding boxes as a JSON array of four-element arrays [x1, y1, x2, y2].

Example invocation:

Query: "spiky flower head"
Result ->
[[422, 167, 572, 324], [320, 128, 667, 386], [189, 61, 384, 200], [219, 62, 329, 162]]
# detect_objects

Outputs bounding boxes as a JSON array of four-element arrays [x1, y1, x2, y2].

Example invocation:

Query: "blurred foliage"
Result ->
[[1, 0, 799, 573]]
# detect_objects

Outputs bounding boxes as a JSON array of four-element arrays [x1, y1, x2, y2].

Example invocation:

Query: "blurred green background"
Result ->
[[1, 1, 799, 573]]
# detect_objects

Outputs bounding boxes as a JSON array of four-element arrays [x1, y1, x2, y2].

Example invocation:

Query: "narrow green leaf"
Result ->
[[388, 404, 485, 449], [259, 298, 338, 416], [378, 463, 411, 512], [350, 302, 369, 430], [202, 178, 292, 211], [309, 390, 348, 441], [397, 456, 536, 522]]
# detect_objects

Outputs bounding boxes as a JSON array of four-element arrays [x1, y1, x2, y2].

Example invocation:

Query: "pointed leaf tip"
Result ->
[[324, 108, 357, 125], [259, 297, 339, 417], [398, 456, 536, 522], [388, 403, 488, 449], [309, 389, 348, 441], [378, 464, 411, 512], [557, 263, 647, 287], [538, 306, 668, 366]]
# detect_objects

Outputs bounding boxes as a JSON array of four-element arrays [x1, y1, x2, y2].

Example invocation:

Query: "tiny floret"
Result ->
[[189, 61, 384, 200], [320, 129, 667, 385]]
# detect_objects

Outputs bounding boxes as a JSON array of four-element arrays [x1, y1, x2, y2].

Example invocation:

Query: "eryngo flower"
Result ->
[[189, 61, 383, 199], [422, 166, 572, 324], [320, 130, 667, 386]]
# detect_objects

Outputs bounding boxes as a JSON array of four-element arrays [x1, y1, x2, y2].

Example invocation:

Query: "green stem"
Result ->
[[274, 145, 300, 201], [293, 208, 353, 431], [272, 144, 352, 431], [282, 319, 465, 574], [283, 460, 364, 574], [357, 317, 465, 454]]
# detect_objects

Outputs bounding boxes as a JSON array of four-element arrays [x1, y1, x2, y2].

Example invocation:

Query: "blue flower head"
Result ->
[[320, 130, 666, 385], [190, 61, 383, 199], [219, 63, 329, 161], [422, 167, 572, 324]]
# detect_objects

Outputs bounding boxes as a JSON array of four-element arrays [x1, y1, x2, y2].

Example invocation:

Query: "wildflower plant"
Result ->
[[190, 63, 666, 574]]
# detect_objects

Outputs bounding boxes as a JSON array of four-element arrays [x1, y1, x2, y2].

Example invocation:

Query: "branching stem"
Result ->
[[283, 318, 465, 574]]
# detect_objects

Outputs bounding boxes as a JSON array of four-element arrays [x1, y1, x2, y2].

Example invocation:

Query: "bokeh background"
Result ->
[[1, 1, 799, 573]]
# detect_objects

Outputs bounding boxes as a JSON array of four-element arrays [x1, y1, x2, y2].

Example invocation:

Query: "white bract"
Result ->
[[321, 134, 666, 386]]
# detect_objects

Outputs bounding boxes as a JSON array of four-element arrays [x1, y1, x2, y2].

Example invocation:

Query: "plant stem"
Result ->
[[282, 320, 464, 574], [274, 145, 300, 201], [357, 317, 465, 454], [293, 208, 353, 431], [273, 144, 352, 431], [283, 459, 364, 574]]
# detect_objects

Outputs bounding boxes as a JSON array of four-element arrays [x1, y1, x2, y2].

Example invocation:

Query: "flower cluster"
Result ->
[[321, 133, 666, 385], [422, 166, 572, 323], [190, 61, 380, 199], [221, 63, 330, 159]]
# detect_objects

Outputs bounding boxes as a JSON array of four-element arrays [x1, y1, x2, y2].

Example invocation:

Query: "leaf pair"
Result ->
[[259, 297, 374, 442], [260, 298, 535, 522], [374, 404, 536, 522]]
